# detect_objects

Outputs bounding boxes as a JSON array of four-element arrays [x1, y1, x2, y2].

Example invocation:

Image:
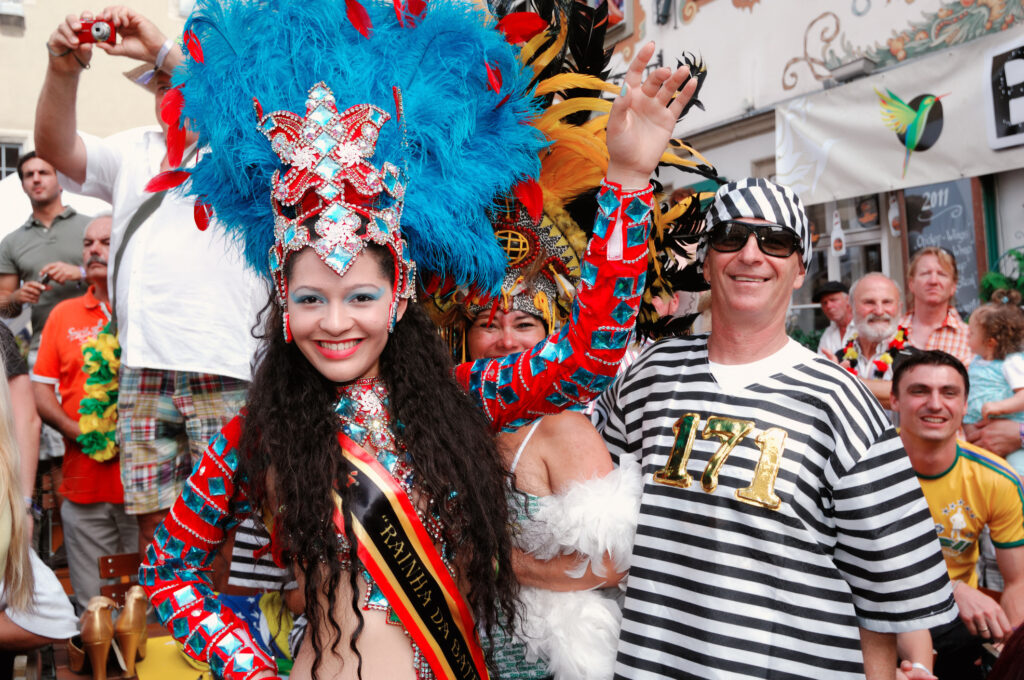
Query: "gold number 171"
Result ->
[[653, 414, 786, 510]]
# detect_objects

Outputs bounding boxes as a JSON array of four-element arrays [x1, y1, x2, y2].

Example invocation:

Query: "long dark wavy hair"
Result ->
[[238, 244, 517, 678]]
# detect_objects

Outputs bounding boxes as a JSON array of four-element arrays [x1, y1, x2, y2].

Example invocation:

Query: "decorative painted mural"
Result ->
[[783, 0, 1023, 90], [680, 0, 762, 23]]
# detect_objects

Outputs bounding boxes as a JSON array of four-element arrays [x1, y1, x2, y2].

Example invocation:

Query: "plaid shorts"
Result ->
[[118, 367, 248, 514]]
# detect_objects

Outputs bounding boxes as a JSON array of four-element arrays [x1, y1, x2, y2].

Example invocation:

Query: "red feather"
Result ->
[[144, 170, 190, 193], [346, 0, 373, 38], [407, 0, 426, 19], [159, 86, 184, 127], [495, 93, 510, 109], [166, 122, 186, 168], [393, 87, 403, 123], [485, 62, 502, 94], [513, 178, 543, 222], [496, 12, 547, 44], [183, 29, 204, 63], [393, 0, 404, 26], [252, 98, 264, 120], [193, 202, 213, 231]]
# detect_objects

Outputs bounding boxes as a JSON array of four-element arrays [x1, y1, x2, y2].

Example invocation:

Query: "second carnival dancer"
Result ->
[[427, 4, 718, 676], [138, 1, 698, 679]]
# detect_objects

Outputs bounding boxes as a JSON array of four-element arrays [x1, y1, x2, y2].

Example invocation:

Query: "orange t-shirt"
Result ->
[[31, 287, 123, 504]]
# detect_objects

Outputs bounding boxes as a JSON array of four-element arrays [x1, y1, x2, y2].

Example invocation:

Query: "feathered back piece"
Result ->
[[426, 0, 721, 356], [166, 0, 546, 300], [636, 187, 715, 342]]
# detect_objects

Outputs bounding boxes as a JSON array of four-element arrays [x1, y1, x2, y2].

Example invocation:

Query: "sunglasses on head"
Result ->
[[707, 220, 802, 259]]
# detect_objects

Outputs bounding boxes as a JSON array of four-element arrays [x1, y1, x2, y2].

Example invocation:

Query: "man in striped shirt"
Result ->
[[594, 178, 957, 679]]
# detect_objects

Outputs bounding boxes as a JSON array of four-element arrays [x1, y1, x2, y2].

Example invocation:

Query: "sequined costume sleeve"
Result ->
[[139, 416, 279, 680], [455, 181, 653, 433]]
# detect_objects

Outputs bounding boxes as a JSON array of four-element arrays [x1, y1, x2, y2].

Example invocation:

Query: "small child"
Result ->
[[965, 290, 1024, 475]]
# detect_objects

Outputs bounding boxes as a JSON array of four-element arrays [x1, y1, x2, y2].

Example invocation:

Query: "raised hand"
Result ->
[[93, 6, 170, 64], [46, 12, 97, 74], [606, 42, 698, 190]]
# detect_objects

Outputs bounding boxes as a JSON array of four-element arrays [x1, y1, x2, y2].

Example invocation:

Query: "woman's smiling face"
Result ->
[[286, 248, 406, 384]]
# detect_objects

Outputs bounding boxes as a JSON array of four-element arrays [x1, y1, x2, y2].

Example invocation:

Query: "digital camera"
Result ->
[[76, 20, 116, 45]]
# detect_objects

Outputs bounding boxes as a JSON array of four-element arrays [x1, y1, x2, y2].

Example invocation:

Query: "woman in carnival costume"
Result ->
[[426, 6, 716, 678], [139, 0, 698, 677]]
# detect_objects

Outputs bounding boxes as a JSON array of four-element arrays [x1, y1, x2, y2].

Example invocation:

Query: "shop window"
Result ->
[[788, 194, 888, 349], [0, 142, 22, 179]]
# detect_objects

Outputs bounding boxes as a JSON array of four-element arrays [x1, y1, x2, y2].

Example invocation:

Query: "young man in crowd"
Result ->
[[891, 350, 1024, 679]]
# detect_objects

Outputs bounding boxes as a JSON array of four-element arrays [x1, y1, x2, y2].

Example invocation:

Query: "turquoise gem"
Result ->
[[580, 261, 597, 287], [208, 477, 226, 497], [215, 632, 243, 656], [313, 132, 334, 157], [309, 106, 333, 127], [597, 187, 620, 216], [186, 631, 206, 656], [611, 301, 635, 325], [173, 585, 198, 608], [315, 156, 340, 182], [200, 613, 225, 636], [625, 197, 652, 224]]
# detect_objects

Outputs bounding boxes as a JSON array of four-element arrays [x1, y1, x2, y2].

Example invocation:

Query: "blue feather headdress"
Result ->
[[165, 0, 545, 312]]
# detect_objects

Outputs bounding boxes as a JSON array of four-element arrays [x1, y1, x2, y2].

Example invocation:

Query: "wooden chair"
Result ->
[[98, 552, 142, 608]]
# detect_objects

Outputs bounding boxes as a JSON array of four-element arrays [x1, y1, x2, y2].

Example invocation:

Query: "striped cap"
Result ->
[[697, 177, 812, 269]]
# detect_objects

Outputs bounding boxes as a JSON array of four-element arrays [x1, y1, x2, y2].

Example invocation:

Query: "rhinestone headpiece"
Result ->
[[255, 82, 415, 307]]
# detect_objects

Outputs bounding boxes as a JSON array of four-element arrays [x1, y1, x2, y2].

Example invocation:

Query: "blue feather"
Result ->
[[177, 0, 545, 292]]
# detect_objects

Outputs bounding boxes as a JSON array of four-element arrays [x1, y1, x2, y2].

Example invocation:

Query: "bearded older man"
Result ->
[[838, 272, 905, 408]]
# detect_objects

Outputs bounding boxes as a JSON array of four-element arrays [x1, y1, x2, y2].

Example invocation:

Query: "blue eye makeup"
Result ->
[[346, 286, 386, 303], [290, 289, 326, 304]]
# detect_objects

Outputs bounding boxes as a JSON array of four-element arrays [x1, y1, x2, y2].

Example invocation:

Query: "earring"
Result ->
[[282, 310, 293, 343], [387, 300, 398, 334]]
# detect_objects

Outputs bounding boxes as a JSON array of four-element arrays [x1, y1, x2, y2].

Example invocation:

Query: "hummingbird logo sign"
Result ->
[[875, 89, 948, 178]]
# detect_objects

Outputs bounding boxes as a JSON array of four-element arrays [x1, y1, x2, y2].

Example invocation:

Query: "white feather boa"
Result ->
[[512, 456, 642, 680]]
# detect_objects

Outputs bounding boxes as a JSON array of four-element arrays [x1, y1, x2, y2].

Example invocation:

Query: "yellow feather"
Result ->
[[536, 74, 619, 97], [582, 116, 608, 134], [538, 98, 612, 129], [659, 152, 701, 168], [667, 139, 715, 168], [660, 196, 695, 223], [520, 16, 567, 69]]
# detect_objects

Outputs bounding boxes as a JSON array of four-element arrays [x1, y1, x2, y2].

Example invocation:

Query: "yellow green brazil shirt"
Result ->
[[916, 441, 1024, 587]]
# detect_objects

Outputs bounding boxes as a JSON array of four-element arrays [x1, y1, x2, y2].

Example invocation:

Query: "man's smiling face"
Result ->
[[703, 218, 805, 328]]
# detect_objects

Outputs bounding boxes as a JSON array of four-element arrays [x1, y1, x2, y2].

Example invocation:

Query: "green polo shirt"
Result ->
[[0, 207, 91, 349]]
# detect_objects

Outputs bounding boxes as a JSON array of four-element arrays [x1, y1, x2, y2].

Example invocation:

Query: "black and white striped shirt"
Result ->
[[594, 335, 956, 679]]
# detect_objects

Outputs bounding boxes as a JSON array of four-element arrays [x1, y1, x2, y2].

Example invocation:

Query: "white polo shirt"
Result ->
[[60, 128, 266, 381]]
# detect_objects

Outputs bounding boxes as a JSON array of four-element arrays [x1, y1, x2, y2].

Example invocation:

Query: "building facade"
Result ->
[[604, 0, 1024, 339]]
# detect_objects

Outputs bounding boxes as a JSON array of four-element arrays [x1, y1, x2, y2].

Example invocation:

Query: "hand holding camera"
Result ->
[[75, 19, 116, 45], [47, 7, 172, 73]]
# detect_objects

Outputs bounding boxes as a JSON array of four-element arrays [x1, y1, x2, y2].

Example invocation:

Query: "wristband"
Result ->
[[910, 662, 930, 673], [79, 265, 86, 280], [23, 496, 32, 508], [1018, 422, 1024, 448], [155, 39, 174, 72]]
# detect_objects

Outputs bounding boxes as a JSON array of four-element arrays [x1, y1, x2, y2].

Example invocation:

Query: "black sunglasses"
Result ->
[[707, 220, 802, 259]]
